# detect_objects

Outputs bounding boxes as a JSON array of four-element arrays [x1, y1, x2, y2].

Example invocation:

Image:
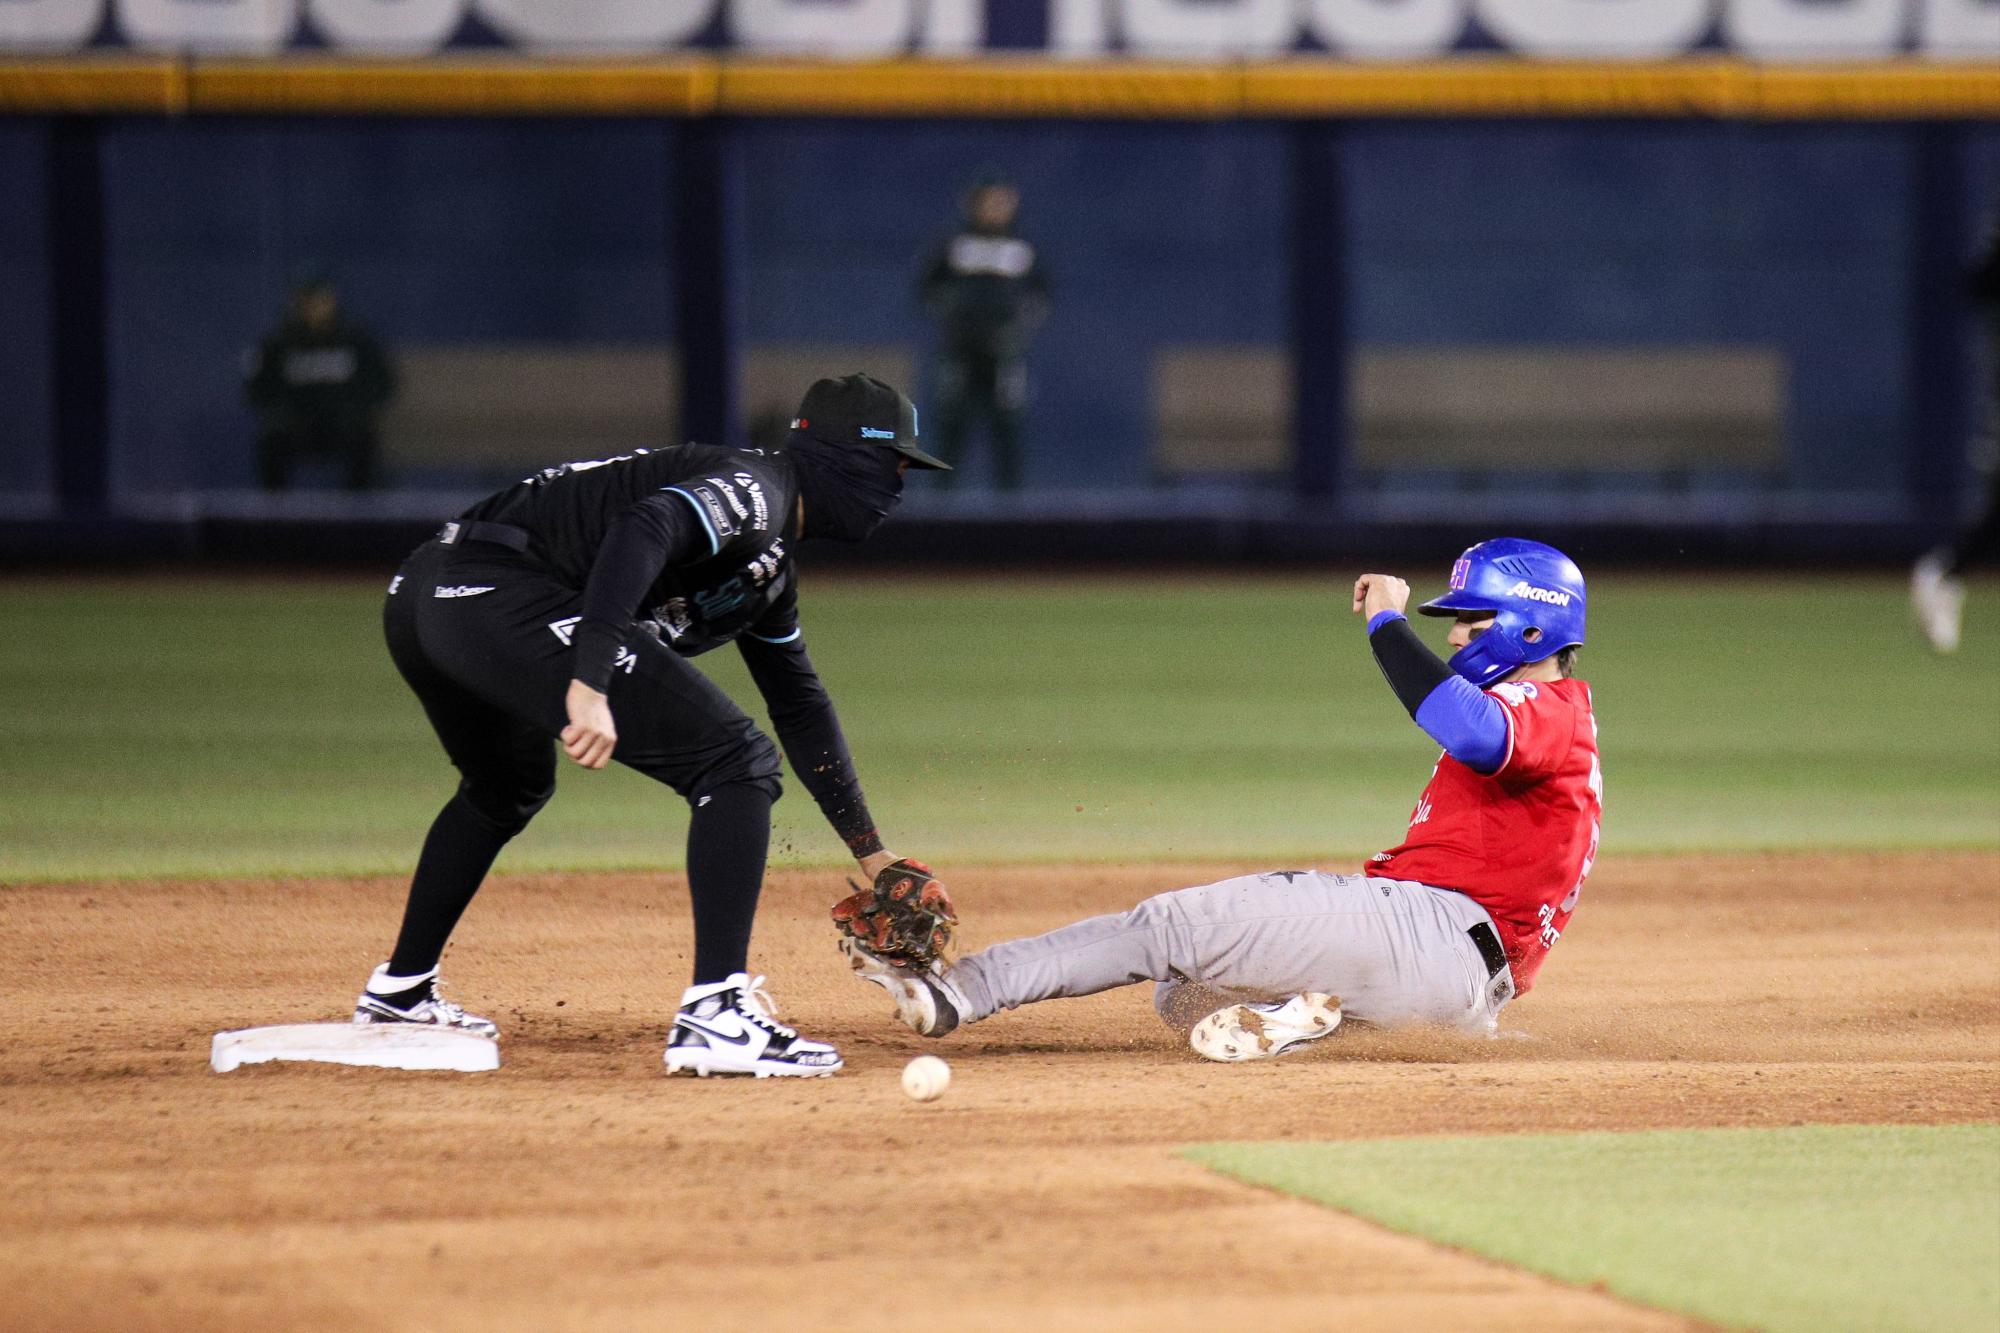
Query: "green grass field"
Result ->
[[1186, 1124, 2000, 1333], [3, 572, 1996, 881]]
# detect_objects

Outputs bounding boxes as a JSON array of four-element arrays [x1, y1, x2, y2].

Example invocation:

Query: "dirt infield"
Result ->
[[4, 852, 1996, 1331]]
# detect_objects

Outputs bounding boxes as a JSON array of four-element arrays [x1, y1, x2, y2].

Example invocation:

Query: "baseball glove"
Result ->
[[830, 859, 957, 968]]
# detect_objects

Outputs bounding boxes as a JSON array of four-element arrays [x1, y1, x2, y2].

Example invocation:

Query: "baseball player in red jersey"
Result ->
[[843, 539, 1602, 1061]]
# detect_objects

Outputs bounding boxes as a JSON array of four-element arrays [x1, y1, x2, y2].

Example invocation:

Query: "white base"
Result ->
[[211, 1023, 500, 1073]]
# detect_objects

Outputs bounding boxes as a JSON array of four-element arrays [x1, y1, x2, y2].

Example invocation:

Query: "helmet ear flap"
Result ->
[[1446, 628, 1515, 687]]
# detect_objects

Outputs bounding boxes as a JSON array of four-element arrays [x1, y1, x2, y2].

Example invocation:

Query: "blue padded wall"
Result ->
[[0, 114, 1987, 501]]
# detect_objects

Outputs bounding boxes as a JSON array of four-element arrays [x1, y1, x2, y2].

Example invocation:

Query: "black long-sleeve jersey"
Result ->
[[463, 442, 796, 664], [244, 318, 397, 428], [457, 442, 880, 853], [920, 227, 1049, 356]]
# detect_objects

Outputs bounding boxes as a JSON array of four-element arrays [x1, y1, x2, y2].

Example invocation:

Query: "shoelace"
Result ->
[[422, 980, 475, 1026], [742, 976, 778, 1019], [736, 976, 797, 1040]]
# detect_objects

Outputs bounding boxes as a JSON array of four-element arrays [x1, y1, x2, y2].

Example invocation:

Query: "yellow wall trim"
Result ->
[[1, 55, 1995, 120]]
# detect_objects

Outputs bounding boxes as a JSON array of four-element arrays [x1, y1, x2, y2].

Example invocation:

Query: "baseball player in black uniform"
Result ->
[[919, 177, 1049, 490], [354, 374, 947, 1078], [243, 274, 397, 491]]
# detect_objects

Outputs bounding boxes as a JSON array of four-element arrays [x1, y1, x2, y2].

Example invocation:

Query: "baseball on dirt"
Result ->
[[901, 1055, 951, 1102]]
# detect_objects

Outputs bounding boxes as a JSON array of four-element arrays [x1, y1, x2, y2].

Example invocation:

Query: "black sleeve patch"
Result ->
[[674, 483, 740, 545]]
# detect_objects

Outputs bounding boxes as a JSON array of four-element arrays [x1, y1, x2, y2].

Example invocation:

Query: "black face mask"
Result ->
[[787, 433, 905, 543]]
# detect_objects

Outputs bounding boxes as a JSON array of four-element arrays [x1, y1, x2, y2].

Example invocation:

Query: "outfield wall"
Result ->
[[2, 26, 1997, 559]]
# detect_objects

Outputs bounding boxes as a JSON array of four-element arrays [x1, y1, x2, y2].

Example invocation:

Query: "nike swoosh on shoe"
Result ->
[[675, 1016, 758, 1048]]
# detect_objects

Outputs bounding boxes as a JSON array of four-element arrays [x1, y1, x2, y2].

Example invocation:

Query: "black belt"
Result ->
[[1467, 920, 1517, 1009], [1467, 921, 1509, 978], [437, 520, 530, 553]]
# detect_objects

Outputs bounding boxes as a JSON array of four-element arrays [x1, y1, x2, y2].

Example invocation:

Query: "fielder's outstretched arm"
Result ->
[[738, 631, 894, 870], [1352, 573, 1509, 775]]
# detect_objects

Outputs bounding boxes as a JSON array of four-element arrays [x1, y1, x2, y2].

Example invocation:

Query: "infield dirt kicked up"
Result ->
[[4, 851, 1996, 1331]]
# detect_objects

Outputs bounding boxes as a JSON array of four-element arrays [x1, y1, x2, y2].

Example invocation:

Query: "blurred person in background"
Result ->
[[1912, 219, 2000, 652], [919, 175, 1049, 490], [244, 271, 397, 491]]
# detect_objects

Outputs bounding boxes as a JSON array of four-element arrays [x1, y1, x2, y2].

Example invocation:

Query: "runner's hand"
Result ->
[[1351, 573, 1411, 620]]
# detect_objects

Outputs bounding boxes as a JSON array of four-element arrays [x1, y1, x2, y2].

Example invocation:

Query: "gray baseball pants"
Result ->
[[949, 871, 1512, 1034]]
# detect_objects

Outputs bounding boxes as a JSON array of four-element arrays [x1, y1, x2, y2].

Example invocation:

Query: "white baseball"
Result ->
[[901, 1054, 951, 1102]]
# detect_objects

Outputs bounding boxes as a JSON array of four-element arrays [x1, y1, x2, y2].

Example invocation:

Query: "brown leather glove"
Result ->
[[830, 859, 957, 968]]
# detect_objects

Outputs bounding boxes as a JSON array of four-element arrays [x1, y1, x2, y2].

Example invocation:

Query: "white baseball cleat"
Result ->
[[1912, 553, 1965, 653], [353, 964, 499, 1040], [839, 937, 968, 1037], [1189, 993, 1342, 1063], [664, 973, 842, 1078]]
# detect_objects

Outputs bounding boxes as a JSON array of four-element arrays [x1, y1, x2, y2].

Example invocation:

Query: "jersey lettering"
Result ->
[[948, 234, 1036, 278], [746, 539, 786, 586]]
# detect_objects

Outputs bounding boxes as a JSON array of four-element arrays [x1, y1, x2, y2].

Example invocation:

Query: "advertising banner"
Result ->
[[1, 0, 1994, 62]]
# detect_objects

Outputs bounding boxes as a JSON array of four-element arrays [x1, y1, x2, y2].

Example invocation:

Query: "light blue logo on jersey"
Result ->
[[694, 577, 751, 618], [1418, 537, 1586, 687]]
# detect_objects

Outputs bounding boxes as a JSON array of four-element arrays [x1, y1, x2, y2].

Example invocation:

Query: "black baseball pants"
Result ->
[[931, 350, 1026, 490], [258, 425, 379, 491]]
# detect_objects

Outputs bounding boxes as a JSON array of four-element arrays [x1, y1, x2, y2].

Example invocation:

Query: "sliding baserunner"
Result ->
[[843, 538, 1602, 1061]]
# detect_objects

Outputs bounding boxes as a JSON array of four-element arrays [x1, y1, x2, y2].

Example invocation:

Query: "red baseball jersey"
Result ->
[[1366, 678, 1602, 992]]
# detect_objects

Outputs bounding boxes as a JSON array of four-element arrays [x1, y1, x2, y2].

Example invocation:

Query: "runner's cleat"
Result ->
[[840, 937, 968, 1037], [1189, 993, 1341, 1063]]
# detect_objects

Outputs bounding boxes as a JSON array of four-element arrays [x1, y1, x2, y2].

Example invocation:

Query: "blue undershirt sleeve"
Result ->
[[1414, 676, 1511, 775], [1365, 608, 1509, 773]]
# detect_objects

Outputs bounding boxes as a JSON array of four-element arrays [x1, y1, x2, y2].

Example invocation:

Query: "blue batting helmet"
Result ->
[[1417, 538, 1586, 687]]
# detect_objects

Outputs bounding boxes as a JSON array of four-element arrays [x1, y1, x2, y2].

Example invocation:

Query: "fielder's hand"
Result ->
[[1352, 573, 1411, 621], [561, 680, 617, 769], [831, 858, 957, 969]]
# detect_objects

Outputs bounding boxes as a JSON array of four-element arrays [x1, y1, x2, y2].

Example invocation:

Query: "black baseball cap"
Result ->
[[792, 373, 950, 470]]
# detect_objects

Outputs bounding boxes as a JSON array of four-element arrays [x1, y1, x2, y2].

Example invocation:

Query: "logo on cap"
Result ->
[[860, 426, 896, 440], [1449, 558, 1470, 590]]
